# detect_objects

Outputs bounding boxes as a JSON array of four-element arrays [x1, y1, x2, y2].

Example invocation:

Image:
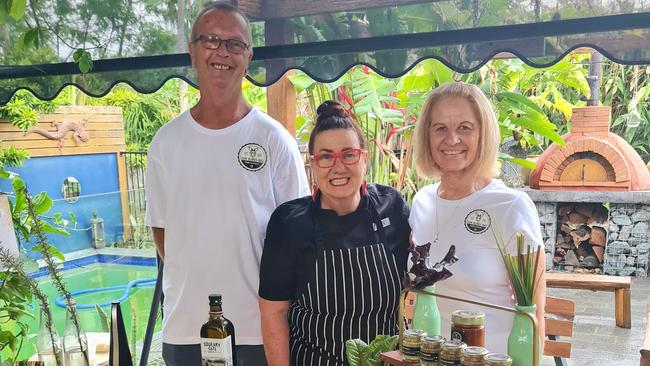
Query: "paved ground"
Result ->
[[543, 277, 649, 366], [138, 277, 650, 366]]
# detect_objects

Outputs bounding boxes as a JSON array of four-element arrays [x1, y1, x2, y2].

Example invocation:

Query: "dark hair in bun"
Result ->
[[308, 100, 366, 155]]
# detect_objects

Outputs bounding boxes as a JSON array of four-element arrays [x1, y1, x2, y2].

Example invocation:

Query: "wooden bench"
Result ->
[[384, 294, 575, 366], [545, 272, 631, 328], [641, 303, 650, 366]]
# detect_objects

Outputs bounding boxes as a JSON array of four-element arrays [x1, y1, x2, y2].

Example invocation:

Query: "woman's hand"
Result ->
[[259, 298, 291, 366]]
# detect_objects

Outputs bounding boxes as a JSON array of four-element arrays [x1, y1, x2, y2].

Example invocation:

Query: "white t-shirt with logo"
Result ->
[[145, 107, 310, 345], [409, 179, 542, 353]]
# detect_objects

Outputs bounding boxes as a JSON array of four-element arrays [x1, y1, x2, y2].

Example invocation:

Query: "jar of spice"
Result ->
[[439, 340, 466, 366], [483, 353, 512, 366], [450, 310, 485, 347], [402, 329, 427, 363], [460, 346, 488, 366], [420, 335, 445, 366]]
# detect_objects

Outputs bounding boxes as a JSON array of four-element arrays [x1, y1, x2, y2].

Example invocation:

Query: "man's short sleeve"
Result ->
[[144, 148, 166, 228], [259, 207, 298, 301], [271, 132, 310, 206]]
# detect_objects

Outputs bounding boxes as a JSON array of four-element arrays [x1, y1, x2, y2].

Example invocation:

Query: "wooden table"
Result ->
[[545, 272, 631, 328], [378, 350, 417, 365]]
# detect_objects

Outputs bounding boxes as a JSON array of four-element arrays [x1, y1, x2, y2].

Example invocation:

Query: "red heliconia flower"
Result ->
[[337, 86, 357, 120], [386, 123, 398, 143]]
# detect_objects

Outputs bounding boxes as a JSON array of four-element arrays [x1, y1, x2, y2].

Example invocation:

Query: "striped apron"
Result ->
[[288, 203, 402, 366]]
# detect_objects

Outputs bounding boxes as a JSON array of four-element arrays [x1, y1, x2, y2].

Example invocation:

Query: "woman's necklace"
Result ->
[[434, 185, 464, 244]]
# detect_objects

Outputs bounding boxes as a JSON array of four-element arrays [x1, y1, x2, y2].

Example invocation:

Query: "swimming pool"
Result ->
[[24, 262, 160, 358]]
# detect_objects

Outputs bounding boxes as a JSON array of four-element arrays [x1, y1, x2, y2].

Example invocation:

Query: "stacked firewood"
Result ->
[[553, 203, 608, 272]]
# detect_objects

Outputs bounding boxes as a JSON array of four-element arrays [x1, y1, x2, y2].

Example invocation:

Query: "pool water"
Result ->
[[24, 263, 160, 357]]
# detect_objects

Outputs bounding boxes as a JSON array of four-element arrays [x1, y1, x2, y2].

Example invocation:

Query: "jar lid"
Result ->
[[460, 346, 487, 361], [421, 335, 445, 346], [463, 346, 487, 356], [403, 329, 427, 339], [442, 340, 466, 351], [451, 310, 485, 326], [484, 353, 513, 366]]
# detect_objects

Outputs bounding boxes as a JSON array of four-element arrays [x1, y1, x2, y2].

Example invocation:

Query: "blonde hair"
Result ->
[[413, 81, 500, 179]]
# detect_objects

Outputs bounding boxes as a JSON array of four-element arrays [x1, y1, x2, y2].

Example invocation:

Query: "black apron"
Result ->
[[287, 199, 402, 366]]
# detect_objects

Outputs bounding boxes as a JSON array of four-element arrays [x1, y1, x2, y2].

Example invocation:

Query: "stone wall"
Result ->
[[605, 204, 650, 277], [524, 188, 650, 277], [534, 202, 557, 271]]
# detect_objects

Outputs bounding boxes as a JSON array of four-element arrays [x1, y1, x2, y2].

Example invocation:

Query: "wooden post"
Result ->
[[615, 287, 632, 329], [264, 17, 297, 136], [267, 72, 297, 136], [116, 152, 131, 241]]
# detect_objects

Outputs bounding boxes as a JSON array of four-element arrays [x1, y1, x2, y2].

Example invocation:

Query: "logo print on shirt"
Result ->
[[464, 209, 490, 234], [238, 143, 267, 171]]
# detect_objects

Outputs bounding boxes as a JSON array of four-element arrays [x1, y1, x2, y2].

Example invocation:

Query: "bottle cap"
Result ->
[[208, 294, 222, 305]]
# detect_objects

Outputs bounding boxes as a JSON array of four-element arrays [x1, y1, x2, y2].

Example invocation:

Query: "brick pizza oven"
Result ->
[[525, 106, 650, 277], [530, 106, 650, 191]]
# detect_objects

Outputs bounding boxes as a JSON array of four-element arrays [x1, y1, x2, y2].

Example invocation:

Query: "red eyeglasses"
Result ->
[[310, 148, 366, 168]]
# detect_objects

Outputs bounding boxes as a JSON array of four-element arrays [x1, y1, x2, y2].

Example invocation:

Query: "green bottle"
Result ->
[[508, 304, 541, 366], [411, 285, 441, 336]]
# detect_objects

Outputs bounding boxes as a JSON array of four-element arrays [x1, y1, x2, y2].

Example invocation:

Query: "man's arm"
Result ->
[[151, 227, 165, 259], [259, 298, 290, 366]]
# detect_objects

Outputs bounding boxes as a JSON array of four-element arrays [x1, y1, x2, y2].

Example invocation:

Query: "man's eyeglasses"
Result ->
[[192, 34, 249, 54], [311, 148, 365, 168]]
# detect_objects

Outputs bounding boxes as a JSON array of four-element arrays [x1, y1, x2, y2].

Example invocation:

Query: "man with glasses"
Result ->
[[145, 3, 309, 365]]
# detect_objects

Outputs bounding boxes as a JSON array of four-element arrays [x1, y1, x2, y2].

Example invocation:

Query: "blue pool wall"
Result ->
[[0, 153, 124, 254]]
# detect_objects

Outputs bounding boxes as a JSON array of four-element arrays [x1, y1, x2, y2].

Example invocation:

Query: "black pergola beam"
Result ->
[[1, 12, 649, 80]]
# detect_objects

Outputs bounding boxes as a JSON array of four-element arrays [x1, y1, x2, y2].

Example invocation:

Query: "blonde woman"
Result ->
[[409, 82, 546, 353]]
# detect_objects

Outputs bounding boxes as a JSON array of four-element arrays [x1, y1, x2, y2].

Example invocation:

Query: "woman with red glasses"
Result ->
[[258, 100, 410, 366]]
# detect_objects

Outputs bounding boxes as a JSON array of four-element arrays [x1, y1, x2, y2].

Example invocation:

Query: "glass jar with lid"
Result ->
[[439, 340, 466, 366], [450, 310, 485, 347], [420, 335, 445, 366], [460, 346, 488, 366], [401, 329, 427, 363], [483, 353, 512, 366]]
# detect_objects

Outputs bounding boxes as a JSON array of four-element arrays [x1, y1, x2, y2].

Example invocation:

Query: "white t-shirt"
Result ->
[[145, 107, 310, 345], [409, 179, 542, 353]]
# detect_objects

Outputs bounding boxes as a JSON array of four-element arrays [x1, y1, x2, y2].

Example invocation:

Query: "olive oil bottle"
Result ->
[[200, 294, 236, 366]]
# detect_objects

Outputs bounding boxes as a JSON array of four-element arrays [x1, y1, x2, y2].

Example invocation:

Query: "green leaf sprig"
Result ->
[[492, 223, 543, 307]]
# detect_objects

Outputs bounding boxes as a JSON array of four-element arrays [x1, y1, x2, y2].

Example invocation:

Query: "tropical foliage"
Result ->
[[346, 334, 398, 366], [0, 173, 75, 364], [602, 64, 650, 160], [289, 56, 583, 200]]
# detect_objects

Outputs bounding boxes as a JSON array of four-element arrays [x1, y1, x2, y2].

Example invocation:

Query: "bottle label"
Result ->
[[200, 336, 233, 366]]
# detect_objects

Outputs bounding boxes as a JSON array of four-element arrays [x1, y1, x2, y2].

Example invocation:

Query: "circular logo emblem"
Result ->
[[238, 143, 267, 171], [464, 209, 491, 234], [451, 330, 463, 342]]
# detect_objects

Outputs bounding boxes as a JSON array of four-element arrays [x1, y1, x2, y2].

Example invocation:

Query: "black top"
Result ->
[[259, 184, 410, 302]]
